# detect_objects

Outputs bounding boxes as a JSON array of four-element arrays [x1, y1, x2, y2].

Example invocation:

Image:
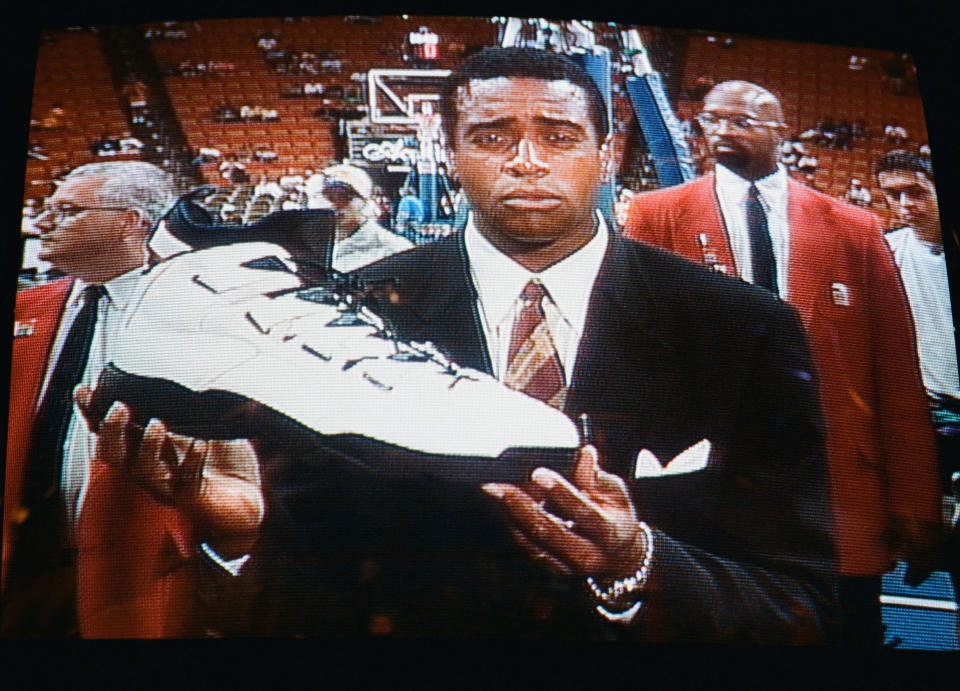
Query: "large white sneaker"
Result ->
[[92, 242, 580, 483]]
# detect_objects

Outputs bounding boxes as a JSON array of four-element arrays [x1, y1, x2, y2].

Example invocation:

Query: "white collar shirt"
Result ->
[[38, 266, 146, 534], [332, 218, 415, 273], [714, 163, 791, 298], [463, 211, 609, 386]]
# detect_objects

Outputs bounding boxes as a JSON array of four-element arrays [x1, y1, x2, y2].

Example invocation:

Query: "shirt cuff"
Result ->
[[595, 601, 644, 624], [200, 542, 250, 577]]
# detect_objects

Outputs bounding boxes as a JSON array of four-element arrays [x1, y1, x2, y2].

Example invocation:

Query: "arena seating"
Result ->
[[25, 29, 139, 202], [23, 19, 931, 228], [146, 16, 497, 186]]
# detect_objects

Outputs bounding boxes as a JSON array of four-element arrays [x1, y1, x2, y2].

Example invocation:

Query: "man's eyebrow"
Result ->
[[461, 117, 515, 137], [461, 115, 588, 136]]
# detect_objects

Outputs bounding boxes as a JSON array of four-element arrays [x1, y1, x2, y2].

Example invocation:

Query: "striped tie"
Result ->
[[503, 281, 567, 410]]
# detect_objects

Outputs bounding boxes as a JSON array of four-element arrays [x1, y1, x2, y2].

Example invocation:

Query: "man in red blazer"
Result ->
[[2, 161, 184, 637], [624, 80, 942, 646]]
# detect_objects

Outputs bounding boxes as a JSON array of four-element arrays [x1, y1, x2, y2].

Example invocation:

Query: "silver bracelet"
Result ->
[[585, 521, 654, 606]]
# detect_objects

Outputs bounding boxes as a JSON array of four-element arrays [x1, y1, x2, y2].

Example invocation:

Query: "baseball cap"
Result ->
[[321, 163, 373, 200]]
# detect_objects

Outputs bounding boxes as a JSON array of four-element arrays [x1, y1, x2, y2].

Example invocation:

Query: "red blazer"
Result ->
[[624, 173, 941, 576], [3, 279, 72, 592], [3, 279, 197, 637]]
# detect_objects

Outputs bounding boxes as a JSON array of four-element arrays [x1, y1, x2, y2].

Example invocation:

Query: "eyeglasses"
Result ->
[[36, 203, 131, 223], [695, 113, 783, 132]]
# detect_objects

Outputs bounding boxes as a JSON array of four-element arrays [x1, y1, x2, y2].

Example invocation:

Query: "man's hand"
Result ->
[[482, 445, 646, 580], [75, 385, 264, 557], [894, 514, 944, 587]]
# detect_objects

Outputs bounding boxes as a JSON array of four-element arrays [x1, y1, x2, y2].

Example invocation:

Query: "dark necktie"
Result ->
[[25, 284, 105, 516], [746, 184, 779, 296], [503, 281, 568, 410]]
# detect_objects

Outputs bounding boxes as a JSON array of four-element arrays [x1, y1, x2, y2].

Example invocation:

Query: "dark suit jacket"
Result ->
[[248, 232, 839, 643], [624, 174, 941, 576]]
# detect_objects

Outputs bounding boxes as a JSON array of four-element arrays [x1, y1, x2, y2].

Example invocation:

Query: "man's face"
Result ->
[[700, 87, 783, 179], [323, 183, 366, 233], [877, 169, 941, 237], [448, 77, 609, 270], [35, 175, 137, 281]]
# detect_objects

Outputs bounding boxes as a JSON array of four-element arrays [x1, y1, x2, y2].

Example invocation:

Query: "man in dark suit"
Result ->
[[623, 81, 942, 646], [274, 47, 838, 642], [87, 48, 839, 643]]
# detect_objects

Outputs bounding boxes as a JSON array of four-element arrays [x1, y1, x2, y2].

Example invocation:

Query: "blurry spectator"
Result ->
[[920, 144, 932, 156], [798, 125, 821, 142], [254, 175, 285, 199], [846, 178, 872, 207], [208, 61, 236, 75], [118, 133, 144, 153], [848, 55, 867, 70], [797, 152, 818, 176], [121, 79, 149, 109], [219, 161, 248, 184], [239, 105, 278, 122], [885, 124, 908, 144], [281, 190, 302, 211], [395, 183, 425, 236], [254, 147, 278, 163], [851, 120, 869, 141], [213, 104, 241, 123], [28, 142, 49, 161], [91, 135, 121, 157], [257, 34, 278, 51], [32, 104, 69, 130], [304, 82, 324, 96], [280, 172, 305, 189], [780, 140, 805, 169], [192, 146, 222, 166], [834, 121, 852, 151], [306, 164, 413, 271]]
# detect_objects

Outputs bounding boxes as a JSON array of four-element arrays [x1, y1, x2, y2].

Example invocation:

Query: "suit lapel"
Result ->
[[683, 175, 738, 276], [567, 236, 679, 477], [392, 236, 493, 374], [786, 181, 831, 326]]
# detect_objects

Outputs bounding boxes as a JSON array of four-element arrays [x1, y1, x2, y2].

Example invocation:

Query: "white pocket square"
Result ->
[[634, 439, 712, 479]]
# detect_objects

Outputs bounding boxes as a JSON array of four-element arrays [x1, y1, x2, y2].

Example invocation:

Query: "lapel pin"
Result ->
[[830, 282, 851, 307], [13, 319, 37, 337]]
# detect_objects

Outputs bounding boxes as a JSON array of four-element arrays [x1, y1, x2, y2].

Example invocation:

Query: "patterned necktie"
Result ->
[[503, 281, 568, 410], [746, 184, 779, 296]]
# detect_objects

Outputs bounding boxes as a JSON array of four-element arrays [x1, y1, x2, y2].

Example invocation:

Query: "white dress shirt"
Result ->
[[463, 211, 609, 386], [37, 267, 145, 535], [714, 163, 791, 298], [332, 219, 415, 273], [885, 227, 960, 400]]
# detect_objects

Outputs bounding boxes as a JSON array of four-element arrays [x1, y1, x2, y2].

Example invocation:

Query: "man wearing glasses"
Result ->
[[624, 80, 942, 647], [2, 161, 180, 636]]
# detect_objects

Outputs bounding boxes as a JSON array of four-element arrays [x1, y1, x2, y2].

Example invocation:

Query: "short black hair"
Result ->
[[874, 149, 935, 182], [439, 47, 609, 146]]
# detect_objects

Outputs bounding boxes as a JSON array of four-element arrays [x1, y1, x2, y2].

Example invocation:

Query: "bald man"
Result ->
[[624, 80, 942, 647]]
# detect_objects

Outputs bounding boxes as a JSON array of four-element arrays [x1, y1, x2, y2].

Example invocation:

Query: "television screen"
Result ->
[[3, 8, 958, 647]]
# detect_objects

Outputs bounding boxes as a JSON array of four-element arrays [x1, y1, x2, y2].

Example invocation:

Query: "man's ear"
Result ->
[[120, 208, 150, 244]]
